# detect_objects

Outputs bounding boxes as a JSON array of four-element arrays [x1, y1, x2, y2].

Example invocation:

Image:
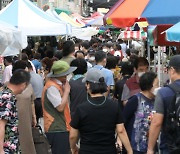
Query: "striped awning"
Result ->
[[118, 31, 147, 40]]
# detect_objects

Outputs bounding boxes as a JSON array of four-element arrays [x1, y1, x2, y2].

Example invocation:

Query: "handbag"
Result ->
[[32, 125, 52, 154]]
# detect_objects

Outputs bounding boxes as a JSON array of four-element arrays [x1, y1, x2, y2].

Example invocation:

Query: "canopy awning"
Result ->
[[59, 12, 85, 28], [0, 20, 27, 56], [165, 22, 180, 42], [118, 31, 147, 40], [55, 8, 71, 15], [0, 0, 68, 36]]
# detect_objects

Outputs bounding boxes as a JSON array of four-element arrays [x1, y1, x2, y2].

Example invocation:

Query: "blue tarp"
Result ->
[[142, 0, 180, 25], [166, 22, 180, 42]]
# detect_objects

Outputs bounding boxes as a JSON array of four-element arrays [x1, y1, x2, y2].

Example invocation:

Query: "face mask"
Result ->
[[138, 72, 145, 78], [89, 56, 95, 61], [152, 87, 161, 96], [103, 48, 108, 52]]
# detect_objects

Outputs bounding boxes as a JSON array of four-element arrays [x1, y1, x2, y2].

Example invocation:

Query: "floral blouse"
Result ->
[[0, 86, 19, 153]]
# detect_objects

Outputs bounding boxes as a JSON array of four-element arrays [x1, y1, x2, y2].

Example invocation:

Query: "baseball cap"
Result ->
[[169, 55, 180, 69], [82, 68, 105, 83]]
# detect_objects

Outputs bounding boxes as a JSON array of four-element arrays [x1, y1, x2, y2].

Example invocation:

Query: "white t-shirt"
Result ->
[[2, 65, 12, 84]]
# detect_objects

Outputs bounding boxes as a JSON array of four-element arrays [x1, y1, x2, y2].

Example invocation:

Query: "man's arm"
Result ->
[[47, 81, 70, 112], [69, 127, 79, 154], [56, 81, 70, 112], [147, 113, 164, 154], [31, 103, 37, 127], [116, 124, 133, 154], [0, 119, 6, 154], [121, 84, 130, 106]]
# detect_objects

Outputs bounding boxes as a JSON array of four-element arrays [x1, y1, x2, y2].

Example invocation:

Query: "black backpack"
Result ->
[[165, 83, 180, 154]]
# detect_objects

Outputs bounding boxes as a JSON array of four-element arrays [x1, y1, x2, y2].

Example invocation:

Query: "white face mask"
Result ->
[[138, 72, 145, 78], [103, 48, 108, 52], [152, 87, 161, 96], [89, 56, 95, 61]]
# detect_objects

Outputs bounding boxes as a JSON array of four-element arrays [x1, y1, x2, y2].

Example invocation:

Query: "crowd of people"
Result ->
[[0, 37, 180, 154]]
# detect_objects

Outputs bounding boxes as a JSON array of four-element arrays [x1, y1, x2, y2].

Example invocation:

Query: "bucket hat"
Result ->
[[47, 60, 77, 78]]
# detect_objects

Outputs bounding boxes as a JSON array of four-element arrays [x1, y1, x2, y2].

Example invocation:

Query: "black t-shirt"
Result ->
[[70, 96, 123, 154], [114, 75, 131, 110]]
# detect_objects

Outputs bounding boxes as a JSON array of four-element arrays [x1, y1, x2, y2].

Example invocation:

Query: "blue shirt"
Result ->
[[93, 65, 114, 86], [32, 59, 42, 72], [30, 71, 44, 98]]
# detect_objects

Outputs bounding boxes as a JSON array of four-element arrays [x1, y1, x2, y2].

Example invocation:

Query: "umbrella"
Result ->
[[165, 22, 180, 42], [103, 0, 124, 25], [105, 0, 149, 27], [0, 20, 27, 56], [106, 0, 180, 28], [142, 0, 180, 25]]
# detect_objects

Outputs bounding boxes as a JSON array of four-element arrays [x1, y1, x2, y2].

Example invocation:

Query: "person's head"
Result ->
[[168, 55, 180, 82], [12, 60, 28, 73], [70, 58, 87, 75], [126, 49, 131, 57], [102, 43, 111, 53], [45, 49, 54, 58], [75, 50, 85, 59], [83, 68, 107, 95], [116, 44, 122, 51], [41, 57, 53, 73], [120, 62, 134, 76], [47, 60, 77, 83], [21, 53, 29, 61], [26, 61, 33, 72], [81, 41, 90, 53], [4, 56, 13, 66], [87, 49, 95, 62], [33, 53, 41, 60], [9, 69, 30, 95], [131, 49, 139, 56], [95, 51, 107, 66], [62, 40, 75, 57], [54, 51, 63, 60], [118, 39, 123, 44], [139, 72, 159, 96], [106, 55, 118, 70], [134, 57, 149, 78]]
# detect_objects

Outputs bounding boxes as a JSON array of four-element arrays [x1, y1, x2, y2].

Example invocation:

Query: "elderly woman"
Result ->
[[69, 68, 132, 154], [123, 72, 159, 154]]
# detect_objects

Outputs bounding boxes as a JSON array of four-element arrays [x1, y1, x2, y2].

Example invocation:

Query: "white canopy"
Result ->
[[0, 0, 68, 36], [0, 20, 27, 56]]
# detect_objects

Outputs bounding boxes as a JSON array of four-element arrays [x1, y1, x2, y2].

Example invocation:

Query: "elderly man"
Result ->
[[42, 60, 76, 154]]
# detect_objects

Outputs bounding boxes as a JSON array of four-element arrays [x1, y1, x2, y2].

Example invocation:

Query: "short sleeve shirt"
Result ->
[[70, 96, 123, 153], [0, 86, 19, 154], [94, 65, 114, 86]]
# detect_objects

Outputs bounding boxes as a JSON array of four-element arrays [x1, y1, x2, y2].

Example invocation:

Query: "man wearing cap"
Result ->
[[147, 55, 180, 154], [42, 60, 76, 154]]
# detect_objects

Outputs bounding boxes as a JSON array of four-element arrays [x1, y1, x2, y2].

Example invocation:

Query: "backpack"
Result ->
[[165, 83, 180, 154]]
